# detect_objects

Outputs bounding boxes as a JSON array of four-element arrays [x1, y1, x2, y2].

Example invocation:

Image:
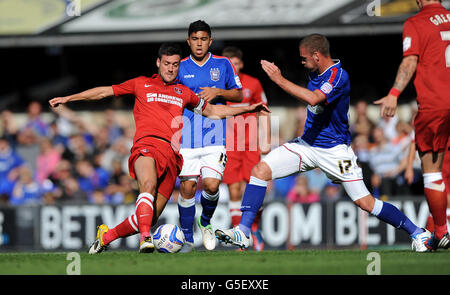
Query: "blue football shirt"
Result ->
[[177, 53, 242, 148], [301, 60, 352, 148]]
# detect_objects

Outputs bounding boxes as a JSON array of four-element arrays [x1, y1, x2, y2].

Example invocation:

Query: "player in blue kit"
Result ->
[[176, 20, 243, 252], [215, 34, 431, 252]]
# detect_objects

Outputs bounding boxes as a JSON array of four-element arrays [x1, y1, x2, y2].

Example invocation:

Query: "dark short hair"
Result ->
[[188, 20, 211, 37], [221, 46, 243, 60], [158, 42, 182, 59], [299, 34, 330, 57]]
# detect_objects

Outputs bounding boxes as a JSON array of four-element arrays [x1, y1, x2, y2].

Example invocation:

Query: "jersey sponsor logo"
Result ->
[[403, 36, 411, 52], [320, 82, 333, 94], [184, 74, 195, 79], [210, 68, 220, 81], [174, 87, 183, 95], [146, 93, 183, 107]]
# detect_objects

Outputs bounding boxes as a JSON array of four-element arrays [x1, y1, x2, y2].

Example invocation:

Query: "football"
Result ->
[[152, 224, 185, 253]]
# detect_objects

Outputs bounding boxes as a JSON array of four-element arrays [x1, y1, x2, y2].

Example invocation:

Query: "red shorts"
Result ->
[[413, 109, 450, 154], [128, 137, 183, 200], [222, 150, 260, 184]]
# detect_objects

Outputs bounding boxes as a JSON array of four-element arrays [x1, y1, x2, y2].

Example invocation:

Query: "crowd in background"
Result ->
[[0, 99, 423, 207]]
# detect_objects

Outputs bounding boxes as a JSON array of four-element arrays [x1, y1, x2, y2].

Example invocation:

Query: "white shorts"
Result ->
[[262, 138, 370, 201], [179, 145, 227, 181]]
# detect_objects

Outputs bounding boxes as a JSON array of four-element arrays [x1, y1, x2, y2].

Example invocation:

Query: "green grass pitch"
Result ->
[[0, 249, 449, 275]]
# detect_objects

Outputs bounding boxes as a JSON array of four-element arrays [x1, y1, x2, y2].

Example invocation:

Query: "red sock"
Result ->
[[135, 193, 154, 241], [102, 214, 139, 245], [424, 179, 448, 239], [425, 214, 435, 233], [229, 201, 242, 228]]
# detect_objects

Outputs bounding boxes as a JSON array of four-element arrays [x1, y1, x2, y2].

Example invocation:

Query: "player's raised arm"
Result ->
[[201, 102, 270, 119], [260, 60, 325, 106], [49, 86, 114, 108], [373, 55, 418, 118]]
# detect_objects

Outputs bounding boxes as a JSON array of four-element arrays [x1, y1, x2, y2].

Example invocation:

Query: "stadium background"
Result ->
[[0, 0, 448, 252]]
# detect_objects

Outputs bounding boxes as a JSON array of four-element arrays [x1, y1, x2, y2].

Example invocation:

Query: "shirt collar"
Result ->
[[318, 59, 341, 77]]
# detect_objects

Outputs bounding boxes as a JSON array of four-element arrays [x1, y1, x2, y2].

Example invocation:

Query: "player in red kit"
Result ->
[[375, 0, 450, 251], [221, 47, 271, 251], [49, 43, 270, 254]]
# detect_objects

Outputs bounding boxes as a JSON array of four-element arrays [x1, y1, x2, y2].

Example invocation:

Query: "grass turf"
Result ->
[[0, 249, 449, 275]]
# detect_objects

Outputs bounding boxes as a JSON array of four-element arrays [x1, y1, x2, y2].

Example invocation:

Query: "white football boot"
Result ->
[[215, 226, 251, 250], [198, 217, 216, 250], [411, 228, 432, 252]]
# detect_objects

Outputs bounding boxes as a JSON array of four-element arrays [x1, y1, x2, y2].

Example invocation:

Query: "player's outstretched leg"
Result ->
[[178, 193, 196, 253], [88, 214, 140, 254], [216, 176, 267, 249], [354, 193, 431, 252], [198, 182, 220, 250]]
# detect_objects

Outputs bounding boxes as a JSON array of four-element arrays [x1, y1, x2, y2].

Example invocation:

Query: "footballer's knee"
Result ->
[[251, 161, 272, 181], [180, 180, 197, 199], [138, 179, 157, 196], [202, 178, 220, 195], [354, 195, 375, 213]]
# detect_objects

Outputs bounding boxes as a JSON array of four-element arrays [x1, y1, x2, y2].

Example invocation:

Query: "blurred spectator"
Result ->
[[75, 159, 110, 198], [369, 127, 407, 198], [286, 175, 320, 204], [104, 109, 124, 145], [93, 126, 110, 155], [90, 189, 108, 204], [304, 168, 328, 196], [100, 136, 130, 174], [352, 134, 374, 192], [0, 110, 18, 147], [0, 137, 25, 192], [350, 100, 375, 141], [48, 120, 69, 153], [23, 101, 50, 138], [321, 181, 342, 203], [8, 166, 42, 206], [106, 174, 137, 204], [295, 105, 307, 137], [58, 177, 88, 204], [36, 138, 61, 184], [16, 127, 40, 175], [63, 133, 94, 163]]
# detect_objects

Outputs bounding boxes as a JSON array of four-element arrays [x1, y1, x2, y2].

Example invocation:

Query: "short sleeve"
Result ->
[[224, 59, 242, 90], [112, 77, 139, 96], [318, 68, 347, 104], [402, 20, 420, 57]]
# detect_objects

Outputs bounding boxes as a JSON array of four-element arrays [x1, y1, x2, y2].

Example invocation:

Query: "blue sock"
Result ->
[[200, 191, 219, 227], [239, 176, 268, 237], [371, 199, 423, 236], [177, 195, 196, 243]]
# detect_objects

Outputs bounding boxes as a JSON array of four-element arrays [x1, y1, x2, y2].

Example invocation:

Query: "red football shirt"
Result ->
[[402, 3, 450, 111], [226, 73, 267, 151], [112, 74, 206, 150]]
